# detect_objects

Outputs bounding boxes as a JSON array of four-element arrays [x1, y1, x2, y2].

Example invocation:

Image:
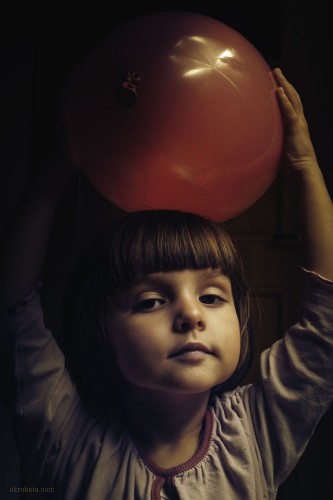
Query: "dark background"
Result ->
[[2, 1, 332, 499]]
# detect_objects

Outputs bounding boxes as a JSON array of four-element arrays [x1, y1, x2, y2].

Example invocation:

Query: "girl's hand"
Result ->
[[273, 68, 333, 280], [273, 68, 318, 178]]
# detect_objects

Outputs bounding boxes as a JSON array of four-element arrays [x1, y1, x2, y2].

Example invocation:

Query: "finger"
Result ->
[[275, 86, 298, 128], [272, 68, 303, 114]]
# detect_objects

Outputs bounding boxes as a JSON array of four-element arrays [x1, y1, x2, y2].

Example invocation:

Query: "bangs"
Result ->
[[102, 210, 241, 290]]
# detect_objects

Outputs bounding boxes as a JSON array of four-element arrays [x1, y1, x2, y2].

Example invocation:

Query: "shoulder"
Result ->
[[301, 267, 333, 298]]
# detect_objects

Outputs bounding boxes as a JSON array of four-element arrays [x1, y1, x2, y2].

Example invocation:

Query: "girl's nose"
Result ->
[[173, 301, 206, 333]]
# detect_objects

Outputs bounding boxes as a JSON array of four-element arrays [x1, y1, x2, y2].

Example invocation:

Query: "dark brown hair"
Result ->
[[62, 210, 253, 406]]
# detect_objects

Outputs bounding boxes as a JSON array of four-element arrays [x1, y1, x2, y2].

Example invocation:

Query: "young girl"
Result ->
[[0, 69, 332, 499]]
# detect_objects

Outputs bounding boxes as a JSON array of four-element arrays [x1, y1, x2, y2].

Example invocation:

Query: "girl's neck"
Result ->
[[121, 388, 211, 468]]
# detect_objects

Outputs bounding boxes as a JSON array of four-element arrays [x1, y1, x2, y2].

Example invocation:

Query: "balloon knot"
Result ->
[[115, 72, 141, 108]]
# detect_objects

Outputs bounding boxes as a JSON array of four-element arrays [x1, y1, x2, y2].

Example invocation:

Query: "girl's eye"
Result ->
[[134, 298, 165, 312], [200, 294, 224, 305]]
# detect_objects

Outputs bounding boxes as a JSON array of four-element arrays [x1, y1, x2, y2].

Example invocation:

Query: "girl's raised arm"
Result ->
[[0, 159, 76, 312], [273, 68, 333, 281]]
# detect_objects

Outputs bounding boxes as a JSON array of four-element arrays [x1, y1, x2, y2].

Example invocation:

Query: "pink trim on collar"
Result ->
[[135, 407, 214, 478], [134, 408, 214, 500]]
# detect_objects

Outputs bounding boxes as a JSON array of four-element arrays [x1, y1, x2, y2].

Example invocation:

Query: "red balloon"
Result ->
[[65, 11, 283, 222]]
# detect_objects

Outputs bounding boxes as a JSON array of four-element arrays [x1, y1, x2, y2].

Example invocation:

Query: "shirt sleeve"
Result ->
[[0, 285, 102, 488], [242, 267, 333, 491]]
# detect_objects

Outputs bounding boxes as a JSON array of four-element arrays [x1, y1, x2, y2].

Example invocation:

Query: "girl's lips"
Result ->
[[169, 342, 212, 357]]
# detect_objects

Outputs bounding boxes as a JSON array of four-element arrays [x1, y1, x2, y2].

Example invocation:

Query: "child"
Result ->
[[0, 69, 332, 499]]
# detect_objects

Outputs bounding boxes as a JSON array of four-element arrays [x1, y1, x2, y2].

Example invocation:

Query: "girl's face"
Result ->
[[107, 268, 240, 397]]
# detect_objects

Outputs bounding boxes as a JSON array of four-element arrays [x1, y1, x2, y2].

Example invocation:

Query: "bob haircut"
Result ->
[[62, 209, 253, 406]]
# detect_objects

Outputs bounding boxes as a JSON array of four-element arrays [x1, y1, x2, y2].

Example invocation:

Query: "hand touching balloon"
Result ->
[[273, 68, 333, 281], [273, 68, 318, 176]]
